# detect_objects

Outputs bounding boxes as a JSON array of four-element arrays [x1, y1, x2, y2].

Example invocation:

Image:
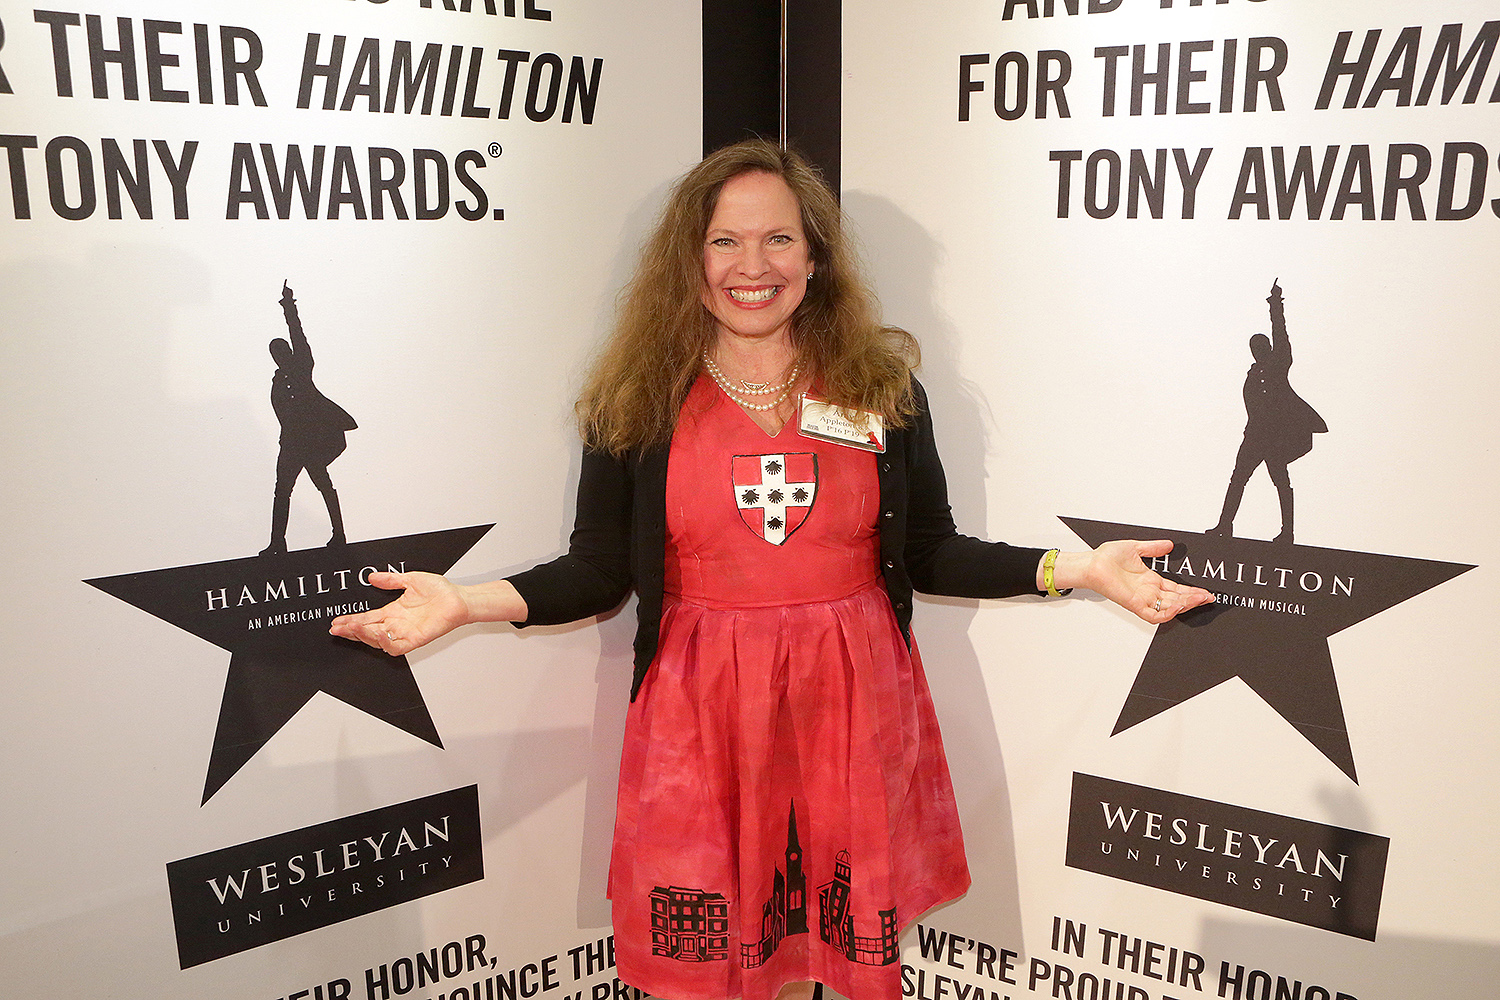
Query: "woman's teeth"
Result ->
[[729, 287, 780, 303]]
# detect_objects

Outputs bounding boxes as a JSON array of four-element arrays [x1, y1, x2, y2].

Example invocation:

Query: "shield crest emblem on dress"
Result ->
[[732, 453, 818, 545]]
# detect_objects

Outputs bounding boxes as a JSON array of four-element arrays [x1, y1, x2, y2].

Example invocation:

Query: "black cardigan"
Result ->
[[507, 381, 1049, 699]]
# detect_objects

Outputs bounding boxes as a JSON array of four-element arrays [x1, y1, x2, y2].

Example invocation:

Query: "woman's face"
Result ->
[[700, 171, 812, 346]]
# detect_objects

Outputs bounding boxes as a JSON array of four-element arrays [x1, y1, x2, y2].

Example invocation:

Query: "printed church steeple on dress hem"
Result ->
[[743, 802, 810, 967]]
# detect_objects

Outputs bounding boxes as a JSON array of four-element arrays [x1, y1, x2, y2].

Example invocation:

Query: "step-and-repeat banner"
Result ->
[[845, 2, 1496, 998], [0, 0, 697, 995]]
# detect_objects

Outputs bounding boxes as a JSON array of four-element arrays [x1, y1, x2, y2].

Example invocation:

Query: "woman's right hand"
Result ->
[[329, 571, 471, 656]]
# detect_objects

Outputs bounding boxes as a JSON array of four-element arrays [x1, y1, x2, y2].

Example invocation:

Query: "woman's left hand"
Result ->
[[1050, 540, 1217, 624], [1091, 539, 1217, 623]]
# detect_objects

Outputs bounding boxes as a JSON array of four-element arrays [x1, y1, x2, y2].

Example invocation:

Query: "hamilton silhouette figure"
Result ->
[[1208, 280, 1326, 545], [259, 282, 358, 556]]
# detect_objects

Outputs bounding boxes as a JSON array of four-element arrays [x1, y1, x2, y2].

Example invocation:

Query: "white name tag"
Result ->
[[797, 394, 886, 453]]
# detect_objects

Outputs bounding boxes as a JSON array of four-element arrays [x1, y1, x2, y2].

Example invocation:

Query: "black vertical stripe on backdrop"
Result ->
[[702, 0, 780, 155], [785, 0, 841, 194], [702, 0, 842, 193]]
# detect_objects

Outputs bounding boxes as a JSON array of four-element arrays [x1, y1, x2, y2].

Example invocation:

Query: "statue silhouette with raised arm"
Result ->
[[259, 282, 358, 556], [1208, 280, 1327, 545]]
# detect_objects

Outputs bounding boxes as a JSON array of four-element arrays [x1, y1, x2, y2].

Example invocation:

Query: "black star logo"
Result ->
[[87, 526, 491, 803], [1062, 518, 1473, 782]]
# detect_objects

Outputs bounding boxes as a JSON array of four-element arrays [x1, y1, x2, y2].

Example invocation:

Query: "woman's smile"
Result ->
[[727, 286, 783, 304]]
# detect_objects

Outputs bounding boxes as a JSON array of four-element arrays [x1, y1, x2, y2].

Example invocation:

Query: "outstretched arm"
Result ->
[[280, 280, 311, 359], [897, 380, 1213, 623], [1044, 542, 1216, 624], [328, 448, 637, 656]]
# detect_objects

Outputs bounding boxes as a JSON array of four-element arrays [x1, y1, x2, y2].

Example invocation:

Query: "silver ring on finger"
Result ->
[[1153, 599, 1162, 613]]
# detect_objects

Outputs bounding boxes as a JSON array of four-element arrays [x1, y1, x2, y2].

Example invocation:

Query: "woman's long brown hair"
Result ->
[[577, 139, 918, 456]]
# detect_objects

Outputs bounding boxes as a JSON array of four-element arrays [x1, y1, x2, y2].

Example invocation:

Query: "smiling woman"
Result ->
[[701, 172, 812, 341], [329, 138, 1214, 1000]]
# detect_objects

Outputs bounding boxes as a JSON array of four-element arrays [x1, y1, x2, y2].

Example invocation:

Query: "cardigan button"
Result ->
[[881, 462, 891, 472], [883, 510, 894, 519], [884, 560, 894, 569], [895, 601, 907, 609]]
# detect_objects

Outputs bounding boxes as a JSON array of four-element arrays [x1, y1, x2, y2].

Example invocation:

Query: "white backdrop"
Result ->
[[5, 1, 1498, 997], [844, 1, 1498, 997], [0, 0, 698, 995]]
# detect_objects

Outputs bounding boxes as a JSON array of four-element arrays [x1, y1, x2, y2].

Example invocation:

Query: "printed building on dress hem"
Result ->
[[818, 850, 899, 966], [649, 803, 900, 969], [649, 887, 731, 962]]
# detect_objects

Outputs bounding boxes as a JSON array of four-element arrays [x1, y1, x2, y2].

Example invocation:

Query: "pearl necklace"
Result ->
[[702, 353, 801, 412]]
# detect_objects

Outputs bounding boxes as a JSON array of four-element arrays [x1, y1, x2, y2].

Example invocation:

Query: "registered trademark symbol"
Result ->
[[488, 142, 503, 158]]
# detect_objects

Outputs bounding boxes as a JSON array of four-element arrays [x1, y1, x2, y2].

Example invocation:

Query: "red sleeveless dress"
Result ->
[[608, 377, 970, 1000]]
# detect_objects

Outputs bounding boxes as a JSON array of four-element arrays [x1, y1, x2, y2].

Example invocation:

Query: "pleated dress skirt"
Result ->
[[607, 378, 970, 1000]]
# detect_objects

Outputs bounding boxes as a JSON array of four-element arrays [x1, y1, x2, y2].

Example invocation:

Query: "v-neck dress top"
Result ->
[[607, 376, 970, 1000]]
